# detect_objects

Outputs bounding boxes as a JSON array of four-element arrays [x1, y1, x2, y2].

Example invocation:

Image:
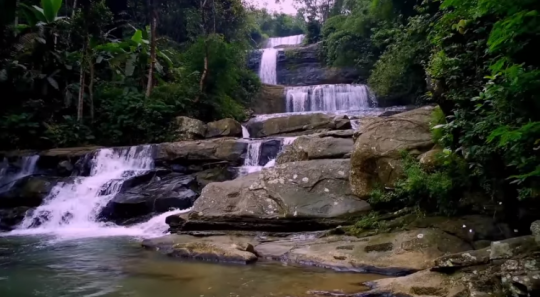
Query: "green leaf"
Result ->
[[51, 0, 63, 16], [40, 0, 56, 23], [131, 30, 143, 44], [31, 5, 47, 23]]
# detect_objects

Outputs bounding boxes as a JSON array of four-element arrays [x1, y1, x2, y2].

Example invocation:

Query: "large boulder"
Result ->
[[0, 176, 61, 208], [173, 116, 207, 141], [276, 43, 366, 86], [276, 135, 353, 164], [205, 118, 242, 138], [184, 159, 370, 231], [250, 84, 286, 114], [246, 113, 346, 138], [350, 106, 436, 198], [155, 138, 248, 167], [101, 173, 198, 222], [0, 207, 31, 231]]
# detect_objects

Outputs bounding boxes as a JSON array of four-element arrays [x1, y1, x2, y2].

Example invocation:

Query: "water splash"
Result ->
[[13, 146, 154, 235], [285, 84, 376, 112]]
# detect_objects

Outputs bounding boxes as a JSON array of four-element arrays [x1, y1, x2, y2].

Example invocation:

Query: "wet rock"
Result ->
[[56, 160, 74, 176], [276, 43, 366, 86], [255, 228, 470, 275], [205, 118, 242, 138], [432, 248, 491, 271], [246, 113, 340, 138], [142, 234, 258, 264], [193, 166, 235, 189], [173, 116, 207, 141], [250, 84, 286, 114], [0, 176, 61, 208], [37, 146, 101, 173], [101, 173, 199, 222], [350, 106, 436, 198], [276, 136, 354, 164], [259, 139, 282, 166], [184, 159, 370, 231], [155, 138, 248, 166], [0, 207, 31, 230]]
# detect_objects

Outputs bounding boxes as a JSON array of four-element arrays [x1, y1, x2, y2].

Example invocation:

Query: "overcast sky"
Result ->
[[251, 0, 298, 14]]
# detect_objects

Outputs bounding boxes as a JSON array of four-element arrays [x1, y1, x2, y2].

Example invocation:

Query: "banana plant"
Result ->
[[20, 0, 65, 27]]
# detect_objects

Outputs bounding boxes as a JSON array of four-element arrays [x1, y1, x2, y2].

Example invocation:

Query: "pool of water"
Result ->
[[0, 235, 384, 297]]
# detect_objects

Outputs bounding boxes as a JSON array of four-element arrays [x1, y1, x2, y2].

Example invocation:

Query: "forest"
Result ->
[[1, 0, 539, 206]]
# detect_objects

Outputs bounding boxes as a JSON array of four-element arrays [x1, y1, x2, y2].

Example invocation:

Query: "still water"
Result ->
[[0, 236, 383, 297]]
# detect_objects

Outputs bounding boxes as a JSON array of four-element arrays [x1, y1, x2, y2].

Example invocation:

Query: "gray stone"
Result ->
[[205, 118, 242, 138], [245, 113, 340, 139], [490, 236, 540, 260], [250, 84, 286, 114], [350, 106, 436, 198], [155, 138, 247, 166], [531, 220, 540, 243], [173, 116, 207, 141], [276, 135, 354, 164]]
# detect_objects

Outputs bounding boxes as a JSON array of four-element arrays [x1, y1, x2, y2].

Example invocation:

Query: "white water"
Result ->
[[9, 146, 170, 239], [266, 35, 304, 48], [262, 137, 298, 168], [0, 155, 39, 191], [238, 141, 263, 175], [242, 125, 250, 139], [258, 48, 278, 84], [285, 84, 376, 112]]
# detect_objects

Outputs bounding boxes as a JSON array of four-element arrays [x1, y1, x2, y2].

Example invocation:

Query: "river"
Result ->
[[0, 235, 384, 297]]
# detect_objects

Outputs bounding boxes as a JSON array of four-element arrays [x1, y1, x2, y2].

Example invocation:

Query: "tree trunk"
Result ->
[[77, 35, 88, 122], [145, 0, 157, 98], [72, 0, 78, 17], [88, 59, 95, 120], [194, 0, 209, 103]]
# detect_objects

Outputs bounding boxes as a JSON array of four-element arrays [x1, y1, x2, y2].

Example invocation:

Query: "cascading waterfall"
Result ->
[[10, 146, 175, 238], [242, 125, 250, 139], [285, 84, 377, 112], [0, 155, 39, 192], [258, 35, 304, 85]]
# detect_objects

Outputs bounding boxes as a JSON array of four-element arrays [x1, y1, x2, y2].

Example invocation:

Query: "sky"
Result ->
[[251, 0, 298, 14]]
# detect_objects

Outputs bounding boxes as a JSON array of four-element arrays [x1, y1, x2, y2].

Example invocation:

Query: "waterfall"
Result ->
[[242, 125, 250, 139], [285, 84, 377, 112], [13, 146, 155, 236], [257, 137, 298, 170], [258, 48, 278, 84], [0, 155, 39, 192], [266, 35, 304, 48]]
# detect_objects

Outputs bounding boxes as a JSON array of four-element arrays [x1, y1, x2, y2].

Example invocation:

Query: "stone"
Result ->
[[142, 234, 258, 264], [193, 166, 235, 189], [154, 138, 248, 167], [56, 160, 74, 176], [255, 228, 470, 275], [0, 176, 61, 208], [259, 139, 282, 166], [183, 159, 370, 232], [245, 113, 338, 139], [205, 118, 243, 138], [333, 115, 352, 130], [276, 43, 366, 86], [276, 136, 354, 165], [250, 84, 286, 114], [418, 148, 443, 171], [0, 207, 31, 231], [317, 130, 355, 138], [531, 220, 540, 243], [433, 248, 491, 271], [350, 106, 436, 198], [500, 256, 540, 296], [490, 236, 540, 260], [173, 116, 207, 140], [100, 173, 198, 223]]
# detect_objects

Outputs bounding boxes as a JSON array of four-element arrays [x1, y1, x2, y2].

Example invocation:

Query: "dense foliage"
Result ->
[[0, 0, 262, 149], [316, 0, 540, 213], [248, 8, 305, 44]]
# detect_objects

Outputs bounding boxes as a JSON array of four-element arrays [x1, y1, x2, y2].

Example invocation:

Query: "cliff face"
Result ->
[[276, 43, 367, 86], [250, 84, 286, 115]]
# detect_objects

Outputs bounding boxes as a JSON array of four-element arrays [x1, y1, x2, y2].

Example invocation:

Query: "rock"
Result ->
[[250, 84, 286, 114], [490, 236, 540, 260], [418, 148, 443, 171], [432, 248, 491, 271], [184, 159, 370, 232], [531, 220, 540, 243], [193, 166, 235, 189], [37, 146, 101, 173], [501, 256, 540, 296], [142, 234, 258, 264], [155, 138, 248, 166], [255, 228, 470, 275], [56, 160, 73, 176], [0, 207, 31, 230], [259, 139, 282, 166], [276, 43, 367, 86], [246, 113, 339, 139], [0, 176, 61, 208], [205, 118, 242, 138], [359, 270, 466, 297], [165, 213, 188, 233], [317, 130, 355, 138], [173, 116, 207, 141], [100, 173, 198, 222], [333, 115, 352, 130], [276, 136, 354, 164], [350, 106, 436, 198], [246, 50, 262, 73]]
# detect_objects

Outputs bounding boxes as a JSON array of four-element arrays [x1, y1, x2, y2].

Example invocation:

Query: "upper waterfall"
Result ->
[[285, 84, 377, 113], [258, 34, 305, 85], [265, 35, 304, 48]]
